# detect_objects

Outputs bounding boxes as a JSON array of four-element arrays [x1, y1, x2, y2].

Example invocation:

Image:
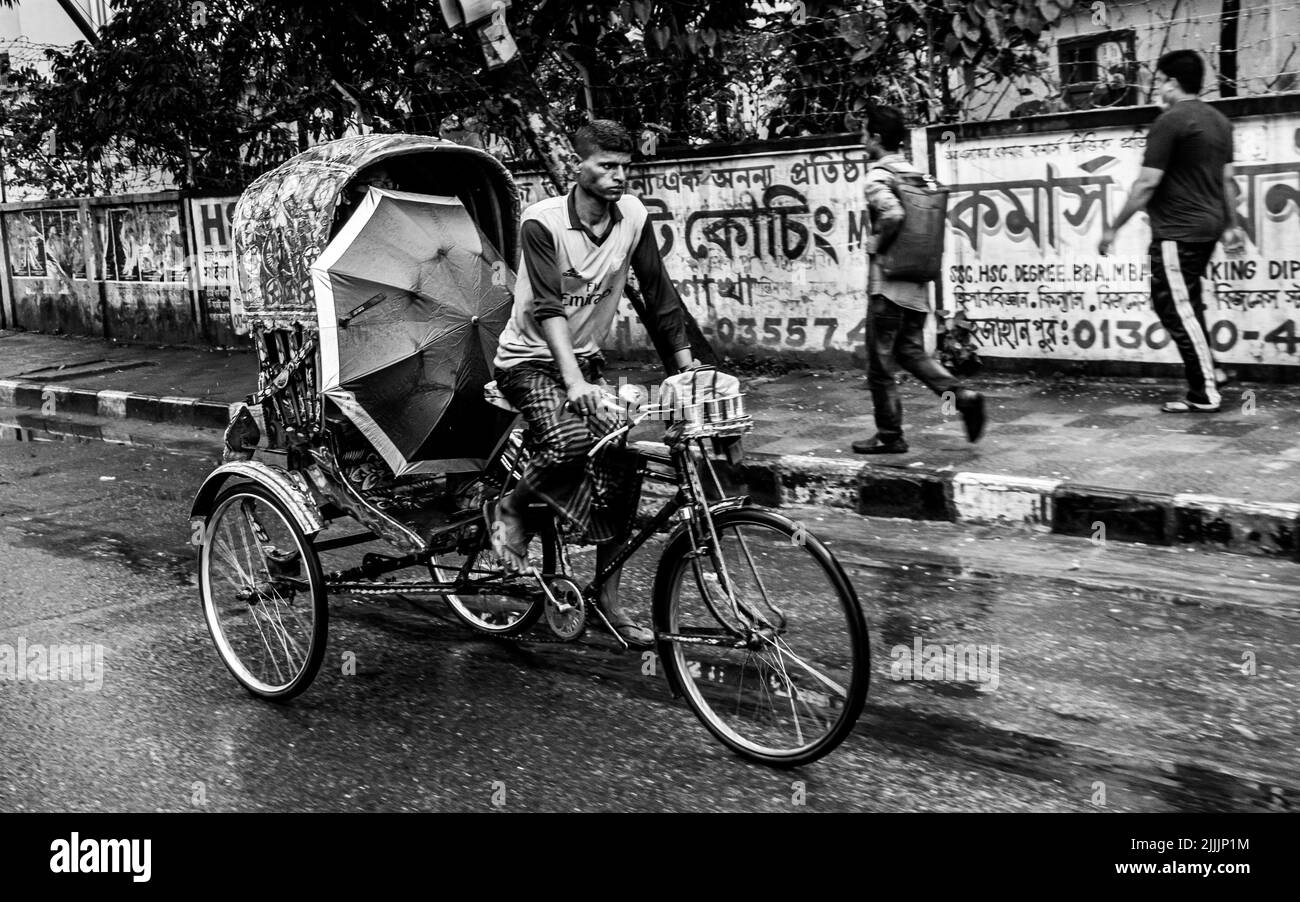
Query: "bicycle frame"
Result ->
[[314, 414, 772, 646], [582, 436, 782, 645], [583, 449, 690, 597]]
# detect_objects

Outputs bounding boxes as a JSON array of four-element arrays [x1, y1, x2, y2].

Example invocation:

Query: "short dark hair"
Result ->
[[864, 104, 907, 152], [1157, 50, 1204, 94], [574, 119, 633, 159]]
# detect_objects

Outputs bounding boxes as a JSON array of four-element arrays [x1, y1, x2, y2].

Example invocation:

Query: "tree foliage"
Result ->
[[1, 0, 1075, 197], [770, 0, 1080, 134], [5, 0, 450, 196]]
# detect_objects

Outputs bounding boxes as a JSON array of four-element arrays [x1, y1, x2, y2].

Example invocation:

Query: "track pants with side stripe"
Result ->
[[1150, 239, 1220, 407]]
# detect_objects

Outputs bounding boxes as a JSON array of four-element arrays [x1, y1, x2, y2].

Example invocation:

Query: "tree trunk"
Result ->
[[492, 61, 579, 194]]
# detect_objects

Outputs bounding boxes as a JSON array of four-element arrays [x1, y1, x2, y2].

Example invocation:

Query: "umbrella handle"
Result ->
[[337, 291, 388, 328]]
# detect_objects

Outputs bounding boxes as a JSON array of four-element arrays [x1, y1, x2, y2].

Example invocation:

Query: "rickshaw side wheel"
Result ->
[[199, 482, 328, 701], [431, 517, 558, 637]]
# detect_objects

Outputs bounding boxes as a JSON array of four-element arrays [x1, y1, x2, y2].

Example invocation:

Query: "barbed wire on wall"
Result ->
[[568, 0, 1300, 144]]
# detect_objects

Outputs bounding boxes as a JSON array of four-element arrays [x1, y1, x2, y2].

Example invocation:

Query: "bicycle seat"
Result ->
[[483, 381, 519, 413]]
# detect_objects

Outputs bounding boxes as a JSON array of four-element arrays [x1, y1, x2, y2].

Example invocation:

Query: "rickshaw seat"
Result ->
[[483, 381, 519, 414]]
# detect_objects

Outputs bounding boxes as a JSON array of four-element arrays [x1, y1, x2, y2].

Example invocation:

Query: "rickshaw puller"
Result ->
[[491, 120, 699, 648]]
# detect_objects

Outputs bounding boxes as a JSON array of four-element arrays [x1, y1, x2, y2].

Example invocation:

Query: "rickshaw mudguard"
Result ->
[[651, 496, 753, 701], [190, 461, 325, 538]]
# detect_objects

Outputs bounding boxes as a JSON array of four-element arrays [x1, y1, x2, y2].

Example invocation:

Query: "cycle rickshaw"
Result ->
[[190, 134, 870, 766]]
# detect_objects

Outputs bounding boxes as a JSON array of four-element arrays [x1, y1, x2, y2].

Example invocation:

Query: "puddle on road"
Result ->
[[5, 517, 196, 588], [864, 704, 1297, 813], [1, 425, 102, 446], [0, 423, 209, 456], [13, 358, 159, 382], [849, 560, 1002, 650]]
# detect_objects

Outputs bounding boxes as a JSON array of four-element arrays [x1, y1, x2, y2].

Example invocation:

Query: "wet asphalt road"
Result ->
[[0, 432, 1297, 812]]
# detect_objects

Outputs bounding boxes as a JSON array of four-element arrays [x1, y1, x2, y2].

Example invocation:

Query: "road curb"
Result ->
[[5, 380, 1295, 562], [0, 379, 234, 431], [723, 453, 1300, 562]]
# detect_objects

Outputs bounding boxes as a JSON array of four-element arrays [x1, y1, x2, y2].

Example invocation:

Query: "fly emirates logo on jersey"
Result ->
[[561, 268, 614, 308]]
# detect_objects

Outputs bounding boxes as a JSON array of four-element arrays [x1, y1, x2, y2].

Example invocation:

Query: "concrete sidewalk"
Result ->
[[4, 329, 1300, 560]]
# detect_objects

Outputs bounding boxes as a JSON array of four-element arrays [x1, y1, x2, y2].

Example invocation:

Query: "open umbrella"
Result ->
[[312, 188, 516, 476]]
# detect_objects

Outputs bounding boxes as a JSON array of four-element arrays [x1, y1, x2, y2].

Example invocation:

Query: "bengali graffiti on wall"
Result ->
[[935, 115, 1300, 367], [514, 145, 873, 357]]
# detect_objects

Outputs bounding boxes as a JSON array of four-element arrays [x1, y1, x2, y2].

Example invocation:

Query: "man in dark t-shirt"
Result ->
[[1099, 50, 1245, 412]]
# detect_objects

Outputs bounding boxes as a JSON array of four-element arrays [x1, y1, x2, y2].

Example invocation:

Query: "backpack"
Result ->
[[871, 162, 949, 283]]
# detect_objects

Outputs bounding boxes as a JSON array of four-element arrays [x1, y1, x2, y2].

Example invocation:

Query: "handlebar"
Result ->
[[564, 364, 715, 415], [567, 366, 742, 458]]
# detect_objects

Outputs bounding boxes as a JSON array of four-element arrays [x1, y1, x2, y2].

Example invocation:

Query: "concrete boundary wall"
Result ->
[[0, 191, 249, 347], [926, 92, 1300, 379], [0, 192, 199, 345]]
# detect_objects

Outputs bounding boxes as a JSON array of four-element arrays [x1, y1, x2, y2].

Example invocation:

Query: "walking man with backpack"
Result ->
[[851, 105, 985, 455]]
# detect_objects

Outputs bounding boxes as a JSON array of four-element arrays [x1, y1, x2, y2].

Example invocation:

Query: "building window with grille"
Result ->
[[1058, 31, 1138, 109]]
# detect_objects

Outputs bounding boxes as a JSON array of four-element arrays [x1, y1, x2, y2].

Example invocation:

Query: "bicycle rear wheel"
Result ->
[[431, 515, 556, 636], [653, 508, 869, 767]]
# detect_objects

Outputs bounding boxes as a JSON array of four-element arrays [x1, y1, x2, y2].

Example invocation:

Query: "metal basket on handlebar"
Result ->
[[654, 368, 753, 440]]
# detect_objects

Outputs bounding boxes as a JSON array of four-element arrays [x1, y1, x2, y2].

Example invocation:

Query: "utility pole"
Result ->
[[54, 0, 101, 44], [0, 48, 11, 328], [0, 50, 9, 203]]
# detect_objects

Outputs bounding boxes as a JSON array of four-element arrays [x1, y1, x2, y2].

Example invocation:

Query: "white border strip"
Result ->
[[96, 390, 132, 419], [952, 472, 1060, 525], [1173, 494, 1300, 518]]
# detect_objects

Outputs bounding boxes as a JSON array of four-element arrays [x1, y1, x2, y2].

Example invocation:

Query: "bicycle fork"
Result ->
[[679, 444, 786, 633]]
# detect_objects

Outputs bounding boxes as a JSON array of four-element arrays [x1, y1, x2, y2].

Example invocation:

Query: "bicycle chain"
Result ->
[[332, 583, 529, 600], [335, 584, 448, 598], [506, 629, 586, 645], [334, 585, 593, 645]]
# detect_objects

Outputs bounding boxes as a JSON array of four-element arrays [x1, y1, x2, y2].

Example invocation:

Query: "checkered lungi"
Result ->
[[494, 355, 642, 545]]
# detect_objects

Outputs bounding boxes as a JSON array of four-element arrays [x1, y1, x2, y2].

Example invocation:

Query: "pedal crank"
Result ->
[[538, 575, 586, 641]]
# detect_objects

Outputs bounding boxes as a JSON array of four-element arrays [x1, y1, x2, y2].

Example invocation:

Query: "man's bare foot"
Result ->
[[596, 584, 653, 648], [488, 496, 529, 575]]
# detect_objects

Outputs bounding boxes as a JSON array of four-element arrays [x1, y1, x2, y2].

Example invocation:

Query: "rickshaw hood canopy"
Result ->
[[233, 134, 518, 326]]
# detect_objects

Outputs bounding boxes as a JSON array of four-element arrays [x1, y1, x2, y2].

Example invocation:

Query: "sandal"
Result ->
[[483, 499, 530, 575], [596, 606, 654, 649]]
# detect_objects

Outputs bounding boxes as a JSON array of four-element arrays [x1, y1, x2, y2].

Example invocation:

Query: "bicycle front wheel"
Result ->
[[653, 508, 869, 767]]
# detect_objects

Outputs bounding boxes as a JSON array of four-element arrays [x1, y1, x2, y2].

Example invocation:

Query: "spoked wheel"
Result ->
[[653, 508, 869, 767], [199, 482, 327, 701], [431, 515, 557, 636]]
